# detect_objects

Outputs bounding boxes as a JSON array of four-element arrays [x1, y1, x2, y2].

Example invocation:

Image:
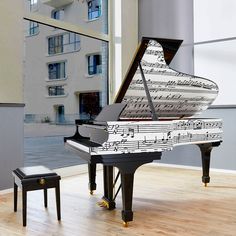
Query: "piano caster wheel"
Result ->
[[204, 183, 208, 187], [90, 190, 94, 195], [123, 221, 128, 227]]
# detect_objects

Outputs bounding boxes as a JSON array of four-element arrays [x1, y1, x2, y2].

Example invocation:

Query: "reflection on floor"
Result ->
[[24, 123, 86, 169]]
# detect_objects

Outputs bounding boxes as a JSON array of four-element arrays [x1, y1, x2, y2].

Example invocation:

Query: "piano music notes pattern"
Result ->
[[120, 40, 219, 120], [90, 119, 223, 155]]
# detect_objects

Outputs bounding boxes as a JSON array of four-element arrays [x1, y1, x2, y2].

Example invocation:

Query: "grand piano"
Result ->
[[64, 38, 223, 226]]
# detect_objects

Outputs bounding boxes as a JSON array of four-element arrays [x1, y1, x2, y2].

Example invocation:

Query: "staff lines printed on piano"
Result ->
[[120, 39, 219, 120], [122, 95, 213, 103], [127, 85, 218, 95]]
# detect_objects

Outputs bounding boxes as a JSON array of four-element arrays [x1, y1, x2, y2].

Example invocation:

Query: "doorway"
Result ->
[[55, 105, 65, 123], [79, 92, 101, 119]]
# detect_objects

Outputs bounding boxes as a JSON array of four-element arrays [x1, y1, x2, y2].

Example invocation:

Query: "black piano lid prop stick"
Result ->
[[138, 61, 158, 121]]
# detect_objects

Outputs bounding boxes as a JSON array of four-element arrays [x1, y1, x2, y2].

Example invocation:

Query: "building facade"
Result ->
[[24, 0, 108, 123]]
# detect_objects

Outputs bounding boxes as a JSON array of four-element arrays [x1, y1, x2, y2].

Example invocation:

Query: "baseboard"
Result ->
[[146, 163, 236, 174], [0, 188, 13, 195]]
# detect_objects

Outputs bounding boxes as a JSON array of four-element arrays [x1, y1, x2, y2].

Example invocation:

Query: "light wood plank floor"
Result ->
[[0, 164, 236, 236]]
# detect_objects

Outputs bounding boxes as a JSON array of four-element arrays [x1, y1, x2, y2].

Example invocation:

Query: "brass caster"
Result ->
[[123, 221, 128, 227], [204, 183, 208, 187], [90, 190, 94, 195]]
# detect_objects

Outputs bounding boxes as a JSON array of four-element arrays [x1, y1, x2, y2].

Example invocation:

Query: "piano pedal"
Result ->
[[97, 200, 109, 209]]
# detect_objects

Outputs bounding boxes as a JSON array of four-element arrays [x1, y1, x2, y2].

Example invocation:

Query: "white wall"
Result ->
[[0, 0, 23, 103], [138, 0, 194, 74], [0, 105, 24, 190], [0, 1, 24, 190]]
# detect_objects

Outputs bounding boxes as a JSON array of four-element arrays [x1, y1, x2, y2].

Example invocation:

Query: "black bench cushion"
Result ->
[[13, 166, 57, 179]]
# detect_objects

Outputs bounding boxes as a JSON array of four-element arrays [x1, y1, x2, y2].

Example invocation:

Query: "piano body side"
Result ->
[[65, 118, 223, 157]]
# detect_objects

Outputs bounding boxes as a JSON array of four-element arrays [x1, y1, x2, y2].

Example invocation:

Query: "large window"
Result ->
[[23, 0, 109, 169], [88, 54, 102, 75], [88, 0, 101, 20], [48, 62, 66, 80], [48, 33, 80, 55]]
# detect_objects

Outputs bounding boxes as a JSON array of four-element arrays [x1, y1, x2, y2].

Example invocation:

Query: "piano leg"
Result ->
[[198, 142, 221, 186], [101, 152, 162, 225], [101, 166, 135, 224], [101, 165, 116, 210], [116, 160, 156, 226], [120, 172, 134, 226], [88, 163, 96, 194]]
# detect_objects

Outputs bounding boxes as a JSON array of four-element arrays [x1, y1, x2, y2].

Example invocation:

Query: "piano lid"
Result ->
[[114, 37, 219, 120]]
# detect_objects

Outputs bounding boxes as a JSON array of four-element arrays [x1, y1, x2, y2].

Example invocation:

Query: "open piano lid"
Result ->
[[114, 37, 219, 120]]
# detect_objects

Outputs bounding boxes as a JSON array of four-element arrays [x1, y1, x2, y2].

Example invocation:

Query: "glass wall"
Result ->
[[23, 0, 109, 169]]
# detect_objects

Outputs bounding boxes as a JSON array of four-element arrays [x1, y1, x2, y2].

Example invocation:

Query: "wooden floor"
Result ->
[[0, 164, 236, 236]]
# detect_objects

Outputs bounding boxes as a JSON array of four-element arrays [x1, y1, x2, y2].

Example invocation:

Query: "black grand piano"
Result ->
[[64, 38, 223, 226]]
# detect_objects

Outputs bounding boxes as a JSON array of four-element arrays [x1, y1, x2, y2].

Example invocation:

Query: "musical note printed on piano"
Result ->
[[89, 119, 222, 155]]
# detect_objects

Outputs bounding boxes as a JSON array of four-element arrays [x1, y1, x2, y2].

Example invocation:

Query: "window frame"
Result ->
[[48, 61, 66, 80], [87, 54, 102, 75], [29, 21, 39, 36], [51, 9, 65, 20], [48, 33, 80, 55], [48, 85, 65, 96], [88, 0, 102, 20], [29, 0, 38, 12]]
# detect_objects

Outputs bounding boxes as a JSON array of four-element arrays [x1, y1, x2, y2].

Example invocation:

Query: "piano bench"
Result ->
[[12, 166, 61, 227]]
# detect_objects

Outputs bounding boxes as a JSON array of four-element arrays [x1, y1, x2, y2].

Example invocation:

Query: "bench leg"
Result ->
[[44, 189, 48, 208], [55, 183, 61, 221], [22, 188, 27, 227], [14, 183, 18, 212]]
